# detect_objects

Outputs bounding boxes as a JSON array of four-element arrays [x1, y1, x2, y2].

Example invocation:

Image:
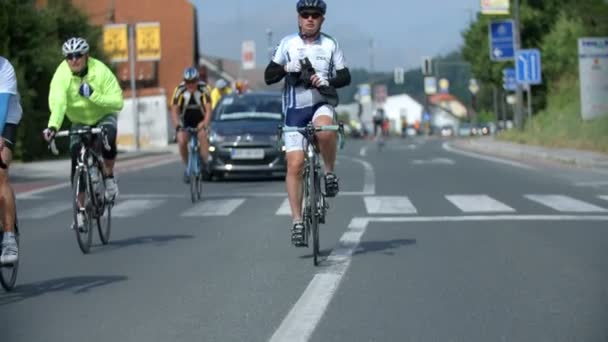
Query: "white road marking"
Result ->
[[361, 215, 608, 223], [445, 195, 515, 213], [180, 198, 246, 216], [412, 158, 455, 165], [525, 195, 608, 212], [339, 156, 375, 195], [276, 198, 291, 216], [600, 195, 608, 202], [442, 142, 535, 170], [575, 181, 608, 187], [20, 202, 71, 219], [269, 218, 366, 342], [359, 146, 367, 157], [112, 199, 166, 218], [364, 196, 417, 214]]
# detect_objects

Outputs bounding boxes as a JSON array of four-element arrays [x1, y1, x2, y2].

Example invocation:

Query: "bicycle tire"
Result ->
[[309, 153, 320, 266], [196, 157, 203, 200], [0, 220, 19, 291], [94, 165, 111, 245], [73, 169, 93, 254]]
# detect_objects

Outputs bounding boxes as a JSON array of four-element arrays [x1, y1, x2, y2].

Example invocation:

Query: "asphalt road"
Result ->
[[2, 137, 608, 342]]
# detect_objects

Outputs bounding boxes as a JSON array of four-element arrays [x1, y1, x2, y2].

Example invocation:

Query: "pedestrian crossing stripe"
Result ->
[[16, 194, 608, 219]]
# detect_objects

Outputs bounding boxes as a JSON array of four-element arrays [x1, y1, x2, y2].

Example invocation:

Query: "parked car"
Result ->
[[206, 92, 286, 180], [471, 123, 490, 136], [440, 125, 454, 137], [458, 123, 472, 136]]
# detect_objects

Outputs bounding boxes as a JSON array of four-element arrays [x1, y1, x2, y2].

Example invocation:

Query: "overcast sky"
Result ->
[[193, 0, 479, 71]]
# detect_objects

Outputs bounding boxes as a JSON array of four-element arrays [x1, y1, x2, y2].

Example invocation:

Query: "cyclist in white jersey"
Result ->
[[0, 57, 22, 264], [264, 0, 351, 246]]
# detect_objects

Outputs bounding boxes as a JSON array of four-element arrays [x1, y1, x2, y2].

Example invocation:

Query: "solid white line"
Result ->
[[276, 198, 291, 216], [600, 195, 608, 202], [575, 181, 608, 187], [339, 156, 375, 195], [362, 215, 608, 223], [269, 218, 367, 342], [120, 191, 375, 199], [412, 158, 455, 165], [445, 194, 515, 213], [20, 202, 71, 219], [525, 194, 608, 213], [181, 198, 246, 216], [364, 196, 417, 214], [112, 199, 166, 218], [442, 141, 535, 170]]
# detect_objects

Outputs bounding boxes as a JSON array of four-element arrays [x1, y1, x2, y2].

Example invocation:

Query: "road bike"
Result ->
[[279, 122, 344, 266], [50, 127, 113, 254]]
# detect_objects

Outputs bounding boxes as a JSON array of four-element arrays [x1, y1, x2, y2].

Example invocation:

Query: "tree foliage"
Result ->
[[460, 0, 608, 115], [0, 0, 105, 161]]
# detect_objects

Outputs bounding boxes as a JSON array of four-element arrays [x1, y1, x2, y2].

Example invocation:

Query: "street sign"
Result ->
[[468, 79, 480, 94], [439, 78, 450, 93], [502, 68, 516, 91], [481, 0, 510, 15], [135, 22, 161, 61], [394, 67, 404, 84], [515, 49, 542, 85], [241, 40, 256, 70], [489, 20, 515, 61], [424, 76, 437, 95], [422, 57, 433, 76], [103, 24, 128, 63]]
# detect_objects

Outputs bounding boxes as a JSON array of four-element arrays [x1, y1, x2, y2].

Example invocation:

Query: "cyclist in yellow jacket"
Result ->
[[210, 78, 232, 109], [43, 37, 123, 230]]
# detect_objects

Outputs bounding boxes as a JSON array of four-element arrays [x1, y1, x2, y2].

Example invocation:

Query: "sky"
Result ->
[[192, 0, 480, 72]]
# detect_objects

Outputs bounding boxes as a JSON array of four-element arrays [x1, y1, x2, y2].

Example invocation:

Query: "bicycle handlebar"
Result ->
[[49, 127, 109, 156]]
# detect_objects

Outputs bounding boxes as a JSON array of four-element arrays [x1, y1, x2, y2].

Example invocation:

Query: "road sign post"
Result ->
[[515, 49, 542, 126], [502, 68, 516, 91]]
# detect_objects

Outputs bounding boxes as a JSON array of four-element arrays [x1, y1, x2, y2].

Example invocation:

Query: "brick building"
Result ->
[[36, 0, 200, 103]]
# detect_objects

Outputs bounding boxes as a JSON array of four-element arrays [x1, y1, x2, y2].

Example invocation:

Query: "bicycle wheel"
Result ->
[[308, 156, 320, 266], [93, 165, 111, 245], [196, 156, 203, 200], [0, 221, 19, 291], [73, 169, 93, 254]]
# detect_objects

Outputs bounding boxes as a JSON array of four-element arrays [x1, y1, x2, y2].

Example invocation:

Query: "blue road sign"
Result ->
[[489, 20, 515, 61], [516, 49, 542, 85], [502, 68, 516, 91]]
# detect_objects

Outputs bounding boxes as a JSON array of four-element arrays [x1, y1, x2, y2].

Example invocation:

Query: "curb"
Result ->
[[451, 138, 608, 170]]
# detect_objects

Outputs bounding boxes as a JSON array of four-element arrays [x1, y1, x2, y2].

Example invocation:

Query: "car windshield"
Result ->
[[214, 95, 283, 121]]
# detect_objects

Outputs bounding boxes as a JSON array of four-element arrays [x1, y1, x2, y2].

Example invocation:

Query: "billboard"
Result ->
[[578, 37, 608, 120], [103, 24, 128, 63], [242, 40, 256, 70], [481, 0, 509, 15], [136, 22, 161, 61]]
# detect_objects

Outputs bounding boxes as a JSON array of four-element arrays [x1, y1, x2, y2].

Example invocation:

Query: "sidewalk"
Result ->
[[451, 136, 608, 171], [11, 144, 179, 181]]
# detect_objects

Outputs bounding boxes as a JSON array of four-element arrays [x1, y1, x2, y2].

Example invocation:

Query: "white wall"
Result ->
[[117, 95, 170, 151]]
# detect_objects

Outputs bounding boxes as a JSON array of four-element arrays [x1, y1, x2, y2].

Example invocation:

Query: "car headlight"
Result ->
[[208, 131, 225, 143]]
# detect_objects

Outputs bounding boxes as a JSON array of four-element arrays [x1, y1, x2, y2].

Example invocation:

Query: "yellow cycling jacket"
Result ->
[[48, 57, 123, 129]]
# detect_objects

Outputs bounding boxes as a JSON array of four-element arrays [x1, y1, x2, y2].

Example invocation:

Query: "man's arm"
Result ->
[[170, 86, 182, 129], [329, 68, 351, 89], [48, 64, 68, 130], [87, 61, 124, 112], [265, 61, 287, 85]]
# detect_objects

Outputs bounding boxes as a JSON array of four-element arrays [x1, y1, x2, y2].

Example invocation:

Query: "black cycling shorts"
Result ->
[[2, 123, 18, 152]]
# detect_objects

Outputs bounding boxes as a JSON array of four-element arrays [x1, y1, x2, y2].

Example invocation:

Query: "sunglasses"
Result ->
[[299, 12, 322, 19], [65, 52, 84, 61]]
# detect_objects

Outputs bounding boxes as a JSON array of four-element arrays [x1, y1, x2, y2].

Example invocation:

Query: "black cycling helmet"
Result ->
[[296, 0, 327, 15]]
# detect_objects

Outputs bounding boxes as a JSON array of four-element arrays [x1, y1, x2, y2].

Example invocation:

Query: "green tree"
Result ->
[[0, 0, 105, 161]]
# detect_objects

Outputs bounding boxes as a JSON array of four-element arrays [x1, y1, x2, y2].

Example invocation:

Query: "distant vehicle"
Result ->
[[471, 123, 490, 136], [440, 125, 454, 137], [406, 124, 418, 137], [206, 92, 286, 180], [458, 123, 472, 136]]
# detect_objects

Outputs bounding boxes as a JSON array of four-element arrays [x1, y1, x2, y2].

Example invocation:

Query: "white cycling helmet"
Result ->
[[62, 37, 90, 56], [215, 79, 228, 89]]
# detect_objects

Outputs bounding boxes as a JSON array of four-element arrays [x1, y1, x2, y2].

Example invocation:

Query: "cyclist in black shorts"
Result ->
[[171, 67, 212, 183]]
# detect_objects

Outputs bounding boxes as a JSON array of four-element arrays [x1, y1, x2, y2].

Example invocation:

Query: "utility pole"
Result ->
[[266, 28, 273, 60], [128, 23, 139, 151], [513, 0, 524, 130]]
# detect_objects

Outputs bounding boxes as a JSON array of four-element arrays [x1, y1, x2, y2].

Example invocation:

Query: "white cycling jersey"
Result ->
[[0, 56, 23, 124], [272, 32, 346, 126]]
